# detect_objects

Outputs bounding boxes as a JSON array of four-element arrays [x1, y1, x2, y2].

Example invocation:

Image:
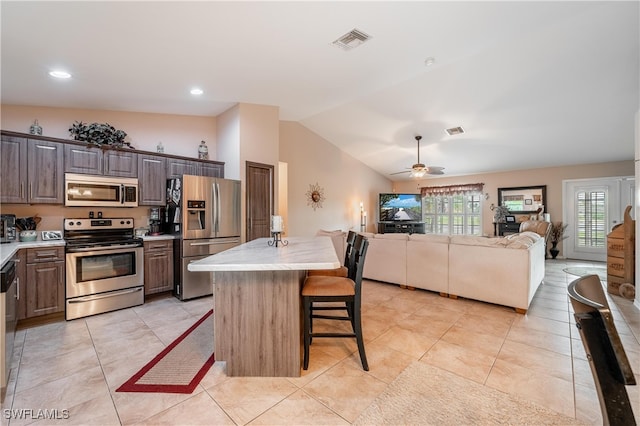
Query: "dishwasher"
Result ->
[[1, 258, 17, 403]]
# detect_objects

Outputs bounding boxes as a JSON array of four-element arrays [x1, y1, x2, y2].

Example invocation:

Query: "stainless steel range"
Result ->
[[64, 217, 144, 320]]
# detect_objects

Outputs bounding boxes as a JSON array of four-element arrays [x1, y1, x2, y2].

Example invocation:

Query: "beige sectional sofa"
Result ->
[[358, 231, 546, 313]]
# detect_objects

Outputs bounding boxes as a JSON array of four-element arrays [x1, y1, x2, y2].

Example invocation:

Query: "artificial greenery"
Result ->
[[69, 121, 132, 148], [550, 221, 569, 243]]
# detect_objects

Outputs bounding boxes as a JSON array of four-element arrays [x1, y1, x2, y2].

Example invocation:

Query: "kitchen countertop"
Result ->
[[0, 240, 66, 267], [188, 236, 339, 272]]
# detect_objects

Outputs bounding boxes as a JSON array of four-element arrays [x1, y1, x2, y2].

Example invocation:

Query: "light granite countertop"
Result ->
[[1, 239, 66, 267], [188, 236, 339, 272]]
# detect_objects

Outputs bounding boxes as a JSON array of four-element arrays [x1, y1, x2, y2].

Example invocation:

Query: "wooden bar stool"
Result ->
[[302, 234, 369, 370]]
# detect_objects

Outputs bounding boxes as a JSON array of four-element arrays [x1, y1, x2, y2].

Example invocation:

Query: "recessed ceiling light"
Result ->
[[190, 88, 204, 95], [445, 126, 465, 136], [424, 57, 436, 67], [49, 70, 71, 79]]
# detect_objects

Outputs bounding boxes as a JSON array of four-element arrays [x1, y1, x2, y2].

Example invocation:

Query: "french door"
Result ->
[[563, 177, 634, 261]]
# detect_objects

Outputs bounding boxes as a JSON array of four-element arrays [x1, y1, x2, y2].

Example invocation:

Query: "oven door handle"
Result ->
[[189, 239, 240, 247], [68, 287, 142, 303], [67, 243, 142, 253]]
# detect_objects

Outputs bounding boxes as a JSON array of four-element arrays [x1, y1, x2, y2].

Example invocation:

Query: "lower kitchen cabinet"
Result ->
[[25, 247, 65, 318], [15, 249, 27, 320], [144, 240, 174, 296]]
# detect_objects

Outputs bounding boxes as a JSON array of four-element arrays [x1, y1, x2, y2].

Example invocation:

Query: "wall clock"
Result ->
[[305, 182, 325, 211]]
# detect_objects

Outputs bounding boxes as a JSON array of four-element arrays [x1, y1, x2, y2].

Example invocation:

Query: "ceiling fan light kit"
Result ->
[[391, 135, 444, 178]]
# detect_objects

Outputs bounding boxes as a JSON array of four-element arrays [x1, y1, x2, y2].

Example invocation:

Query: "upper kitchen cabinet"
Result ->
[[1, 134, 64, 204], [166, 158, 199, 178], [65, 144, 137, 178], [64, 144, 104, 174], [199, 162, 224, 178], [138, 154, 166, 206], [1, 134, 28, 203], [104, 150, 138, 177]]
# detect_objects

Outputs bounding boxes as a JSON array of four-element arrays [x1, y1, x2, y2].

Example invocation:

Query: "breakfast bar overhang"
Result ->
[[188, 236, 339, 377]]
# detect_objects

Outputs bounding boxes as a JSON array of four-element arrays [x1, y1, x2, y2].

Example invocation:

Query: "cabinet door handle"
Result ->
[[16, 277, 19, 300], [20, 182, 24, 198], [29, 182, 33, 199]]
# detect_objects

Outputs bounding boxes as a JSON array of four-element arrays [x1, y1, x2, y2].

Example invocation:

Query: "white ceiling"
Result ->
[[2, 1, 638, 180]]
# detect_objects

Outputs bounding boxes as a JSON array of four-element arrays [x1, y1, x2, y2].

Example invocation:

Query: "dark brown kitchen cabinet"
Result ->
[[28, 140, 65, 204], [199, 162, 224, 178], [25, 246, 65, 317], [15, 249, 27, 321], [0, 134, 28, 203], [144, 239, 174, 296], [104, 150, 138, 177], [138, 154, 166, 205], [1, 135, 64, 204], [64, 144, 104, 175], [166, 158, 199, 178], [65, 144, 137, 177]]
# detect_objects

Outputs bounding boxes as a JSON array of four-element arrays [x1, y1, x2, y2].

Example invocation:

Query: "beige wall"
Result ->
[[394, 161, 634, 237], [280, 121, 392, 237], [1, 104, 217, 159]]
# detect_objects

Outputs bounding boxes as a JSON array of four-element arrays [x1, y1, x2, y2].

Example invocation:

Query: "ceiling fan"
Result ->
[[390, 135, 444, 178]]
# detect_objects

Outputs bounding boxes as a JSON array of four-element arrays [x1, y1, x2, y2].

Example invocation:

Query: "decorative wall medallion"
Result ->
[[305, 182, 325, 211]]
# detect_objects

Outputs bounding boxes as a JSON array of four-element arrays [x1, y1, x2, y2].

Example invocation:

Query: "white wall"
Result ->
[[280, 121, 392, 237], [1, 104, 217, 159]]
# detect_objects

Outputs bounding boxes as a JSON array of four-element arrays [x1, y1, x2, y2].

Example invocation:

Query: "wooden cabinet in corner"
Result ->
[[1, 135, 64, 204], [143, 239, 174, 296]]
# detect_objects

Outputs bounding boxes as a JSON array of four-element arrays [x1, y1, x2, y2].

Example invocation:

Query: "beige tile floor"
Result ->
[[2, 259, 639, 425]]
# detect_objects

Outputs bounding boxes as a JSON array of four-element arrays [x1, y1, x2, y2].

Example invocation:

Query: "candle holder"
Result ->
[[268, 231, 288, 247]]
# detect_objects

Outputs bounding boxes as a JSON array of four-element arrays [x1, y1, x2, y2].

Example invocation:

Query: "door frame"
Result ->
[[563, 176, 634, 261], [245, 161, 274, 241]]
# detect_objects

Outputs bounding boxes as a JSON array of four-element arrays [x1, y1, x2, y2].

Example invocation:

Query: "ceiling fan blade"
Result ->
[[389, 170, 411, 175]]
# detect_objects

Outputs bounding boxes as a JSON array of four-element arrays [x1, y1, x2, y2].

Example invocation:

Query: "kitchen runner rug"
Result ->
[[353, 362, 583, 425], [563, 266, 607, 281], [116, 309, 214, 394]]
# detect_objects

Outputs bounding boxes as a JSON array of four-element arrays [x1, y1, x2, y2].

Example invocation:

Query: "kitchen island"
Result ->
[[188, 236, 340, 377]]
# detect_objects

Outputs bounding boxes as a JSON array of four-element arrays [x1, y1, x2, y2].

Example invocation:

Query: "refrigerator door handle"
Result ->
[[212, 182, 218, 234], [216, 182, 221, 233]]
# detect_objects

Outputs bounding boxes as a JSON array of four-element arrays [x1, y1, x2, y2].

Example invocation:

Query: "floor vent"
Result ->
[[332, 29, 371, 50]]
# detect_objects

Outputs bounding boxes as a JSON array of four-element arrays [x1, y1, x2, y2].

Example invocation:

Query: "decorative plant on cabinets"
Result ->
[[549, 222, 569, 259], [69, 121, 133, 149]]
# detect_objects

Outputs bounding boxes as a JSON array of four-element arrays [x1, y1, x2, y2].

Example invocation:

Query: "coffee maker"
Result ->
[[149, 207, 164, 235]]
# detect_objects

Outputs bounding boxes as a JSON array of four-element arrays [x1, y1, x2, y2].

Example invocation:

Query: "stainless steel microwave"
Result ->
[[65, 173, 138, 207]]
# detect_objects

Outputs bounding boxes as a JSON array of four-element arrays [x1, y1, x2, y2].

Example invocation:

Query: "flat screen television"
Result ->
[[379, 193, 422, 221]]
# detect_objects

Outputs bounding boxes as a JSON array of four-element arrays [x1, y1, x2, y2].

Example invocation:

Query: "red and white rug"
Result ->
[[116, 310, 215, 394]]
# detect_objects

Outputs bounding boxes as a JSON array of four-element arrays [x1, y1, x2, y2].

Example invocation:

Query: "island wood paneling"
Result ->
[[214, 269, 306, 377]]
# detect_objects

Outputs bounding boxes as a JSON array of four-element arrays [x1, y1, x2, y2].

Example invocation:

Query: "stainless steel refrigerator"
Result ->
[[166, 174, 241, 300]]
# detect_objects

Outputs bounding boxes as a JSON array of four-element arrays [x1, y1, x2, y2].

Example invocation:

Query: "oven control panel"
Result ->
[[64, 218, 134, 230]]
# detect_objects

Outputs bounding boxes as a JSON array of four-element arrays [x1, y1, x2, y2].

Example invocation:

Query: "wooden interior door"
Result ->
[[246, 161, 274, 241]]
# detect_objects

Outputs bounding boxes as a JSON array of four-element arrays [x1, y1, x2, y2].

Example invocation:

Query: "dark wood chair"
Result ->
[[567, 274, 636, 425], [302, 234, 369, 370], [307, 230, 357, 278]]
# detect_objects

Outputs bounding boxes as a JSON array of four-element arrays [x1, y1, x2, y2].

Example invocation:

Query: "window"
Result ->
[[576, 190, 606, 248], [420, 183, 484, 236]]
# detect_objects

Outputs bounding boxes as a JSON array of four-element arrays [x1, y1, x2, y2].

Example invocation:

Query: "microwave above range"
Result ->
[[65, 173, 138, 207]]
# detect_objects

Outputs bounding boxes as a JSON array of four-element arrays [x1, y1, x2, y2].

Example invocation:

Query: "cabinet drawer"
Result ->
[[607, 256, 625, 278], [606, 237, 625, 258], [26, 246, 65, 263], [144, 239, 173, 251]]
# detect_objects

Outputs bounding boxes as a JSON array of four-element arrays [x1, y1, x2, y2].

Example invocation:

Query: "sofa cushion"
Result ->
[[374, 233, 409, 241], [408, 234, 450, 244], [450, 235, 509, 247]]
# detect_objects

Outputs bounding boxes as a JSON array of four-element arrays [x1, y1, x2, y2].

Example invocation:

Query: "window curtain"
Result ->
[[420, 183, 484, 196]]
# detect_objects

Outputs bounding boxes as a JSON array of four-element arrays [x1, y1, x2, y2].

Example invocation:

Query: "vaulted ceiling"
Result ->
[[2, 1, 638, 180]]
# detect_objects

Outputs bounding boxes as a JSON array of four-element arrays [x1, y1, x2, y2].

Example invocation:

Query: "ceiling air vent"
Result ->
[[332, 29, 371, 51], [445, 126, 465, 136]]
